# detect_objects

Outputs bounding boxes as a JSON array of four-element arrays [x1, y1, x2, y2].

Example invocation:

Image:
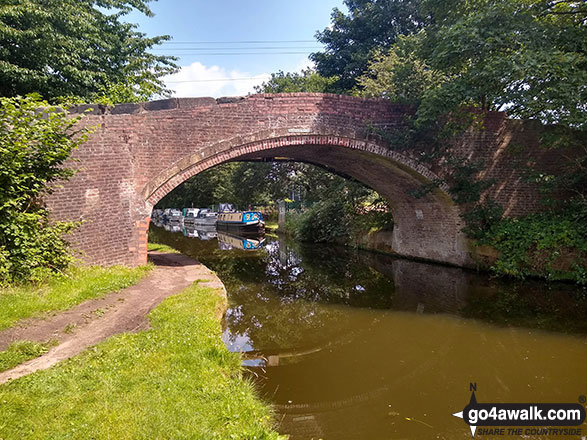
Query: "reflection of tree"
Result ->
[[149, 227, 395, 350], [282, 240, 396, 308], [222, 239, 396, 350], [461, 282, 587, 334]]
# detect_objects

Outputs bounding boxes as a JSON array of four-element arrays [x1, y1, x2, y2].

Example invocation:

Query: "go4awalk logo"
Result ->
[[452, 384, 586, 437]]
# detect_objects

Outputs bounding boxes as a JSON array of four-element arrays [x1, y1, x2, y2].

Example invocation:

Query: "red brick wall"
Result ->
[[46, 94, 553, 268]]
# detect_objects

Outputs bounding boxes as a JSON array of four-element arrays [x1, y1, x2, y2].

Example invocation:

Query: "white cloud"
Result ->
[[293, 57, 315, 73], [163, 62, 270, 98]]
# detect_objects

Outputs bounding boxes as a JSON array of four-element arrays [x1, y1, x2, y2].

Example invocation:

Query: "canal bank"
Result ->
[[0, 250, 283, 439], [149, 224, 587, 439], [277, 202, 587, 284]]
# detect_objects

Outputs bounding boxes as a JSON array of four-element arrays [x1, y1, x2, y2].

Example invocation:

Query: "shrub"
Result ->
[[479, 205, 587, 283], [0, 95, 90, 284], [285, 198, 394, 244]]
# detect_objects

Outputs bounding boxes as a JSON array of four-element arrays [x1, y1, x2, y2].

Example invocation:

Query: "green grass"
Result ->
[[147, 242, 180, 253], [0, 282, 283, 439], [264, 221, 279, 231], [0, 265, 152, 331], [0, 340, 57, 372]]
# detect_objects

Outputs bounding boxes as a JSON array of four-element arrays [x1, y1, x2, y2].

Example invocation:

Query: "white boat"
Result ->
[[192, 208, 218, 226]]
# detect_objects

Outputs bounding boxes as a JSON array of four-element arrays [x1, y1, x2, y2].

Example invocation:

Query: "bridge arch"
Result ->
[[140, 131, 469, 267]]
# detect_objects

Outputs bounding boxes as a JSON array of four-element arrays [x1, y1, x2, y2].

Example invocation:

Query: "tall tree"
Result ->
[[0, 0, 177, 103], [311, 0, 424, 92], [353, 0, 586, 128], [356, 33, 439, 105]]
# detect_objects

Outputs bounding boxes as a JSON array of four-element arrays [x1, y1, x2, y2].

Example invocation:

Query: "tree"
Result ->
[[0, 95, 91, 283], [158, 163, 277, 209], [254, 68, 338, 94], [352, 0, 586, 128], [0, 0, 177, 103], [311, 0, 424, 92], [356, 33, 439, 105], [353, 0, 586, 279], [416, 0, 587, 127]]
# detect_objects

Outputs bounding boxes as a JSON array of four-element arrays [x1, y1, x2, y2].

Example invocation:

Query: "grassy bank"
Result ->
[[283, 200, 393, 244], [0, 340, 57, 372], [0, 281, 282, 439], [147, 242, 180, 254], [0, 265, 152, 331]]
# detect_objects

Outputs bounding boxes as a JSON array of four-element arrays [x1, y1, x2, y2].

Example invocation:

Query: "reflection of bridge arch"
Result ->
[[48, 94, 548, 268]]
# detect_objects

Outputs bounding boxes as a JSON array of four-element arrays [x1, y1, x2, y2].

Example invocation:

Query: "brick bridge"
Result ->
[[48, 93, 548, 268]]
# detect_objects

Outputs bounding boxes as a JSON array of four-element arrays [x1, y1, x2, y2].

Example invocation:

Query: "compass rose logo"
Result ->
[[453, 390, 480, 437]]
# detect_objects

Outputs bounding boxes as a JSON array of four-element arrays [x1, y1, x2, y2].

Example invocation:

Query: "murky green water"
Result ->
[[149, 225, 587, 439]]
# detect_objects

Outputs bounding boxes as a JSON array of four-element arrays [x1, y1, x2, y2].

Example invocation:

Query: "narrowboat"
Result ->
[[151, 209, 164, 221], [216, 203, 265, 234], [192, 208, 218, 226]]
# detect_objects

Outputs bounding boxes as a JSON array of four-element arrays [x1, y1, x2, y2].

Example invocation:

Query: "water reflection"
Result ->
[[184, 224, 217, 240], [218, 231, 265, 251], [148, 226, 587, 439]]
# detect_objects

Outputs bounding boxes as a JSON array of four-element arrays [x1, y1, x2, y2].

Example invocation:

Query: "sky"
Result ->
[[128, 0, 346, 98]]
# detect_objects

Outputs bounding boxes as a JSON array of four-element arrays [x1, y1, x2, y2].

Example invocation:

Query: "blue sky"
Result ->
[[128, 0, 346, 97]]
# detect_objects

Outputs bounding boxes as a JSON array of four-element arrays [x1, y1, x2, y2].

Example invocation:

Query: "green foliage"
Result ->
[[285, 189, 393, 244], [0, 0, 177, 103], [255, 68, 338, 93], [317, 0, 586, 127], [0, 265, 152, 330], [0, 282, 282, 439], [157, 162, 277, 209], [287, 199, 352, 243], [311, 0, 425, 92], [0, 212, 77, 284], [461, 199, 504, 240], [0, 340, 57, 372], [0, 95, 92, 284], [357, 33, 440, 105], [531, 127, 587, 207], [478, 207, 587, 283], [418, 0, 587, 127]]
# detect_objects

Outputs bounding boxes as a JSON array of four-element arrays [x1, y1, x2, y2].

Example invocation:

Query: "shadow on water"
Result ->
[[149, 225, 587, 440]]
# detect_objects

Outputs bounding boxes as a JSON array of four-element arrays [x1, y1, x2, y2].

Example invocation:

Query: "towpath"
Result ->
[[0, 251, 225, 384]]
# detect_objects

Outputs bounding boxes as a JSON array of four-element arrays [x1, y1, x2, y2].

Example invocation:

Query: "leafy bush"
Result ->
[[289, 200, 352, 243], [479, 206, 587, 283], [285, 198, 394, 244], [0, 95, 90, 284]]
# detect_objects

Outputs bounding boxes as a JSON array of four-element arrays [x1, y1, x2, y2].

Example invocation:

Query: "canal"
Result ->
[[149, 224, 587, 439]]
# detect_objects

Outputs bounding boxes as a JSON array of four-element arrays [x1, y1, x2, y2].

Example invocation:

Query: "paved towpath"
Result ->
[[0, 251, 225, 384]]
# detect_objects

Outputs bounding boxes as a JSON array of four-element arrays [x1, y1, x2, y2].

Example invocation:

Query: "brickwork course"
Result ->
[[47, 93, 557, 268]]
